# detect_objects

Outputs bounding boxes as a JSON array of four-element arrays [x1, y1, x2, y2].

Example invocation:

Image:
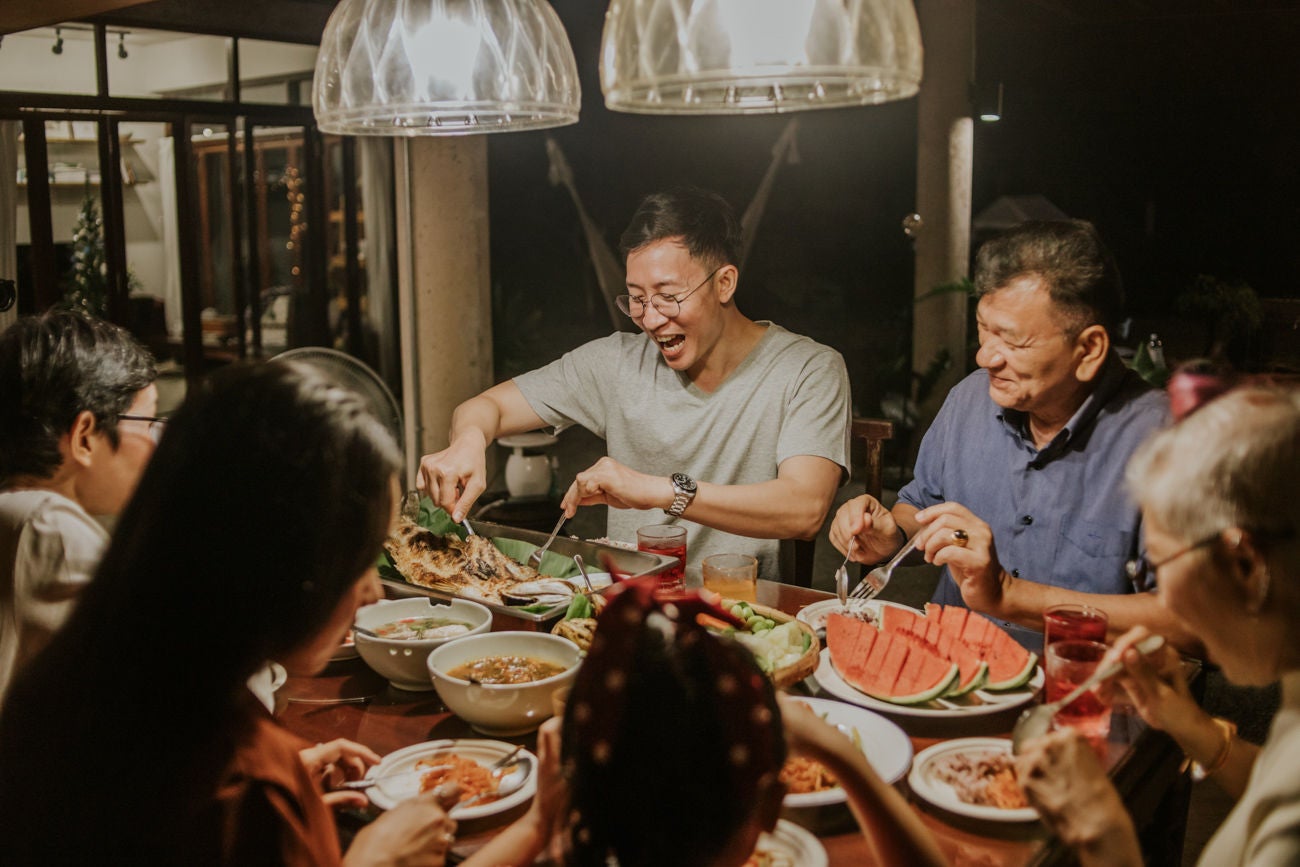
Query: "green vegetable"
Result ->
[[802, 632, 812, 652], [565, 594, 593, 621]]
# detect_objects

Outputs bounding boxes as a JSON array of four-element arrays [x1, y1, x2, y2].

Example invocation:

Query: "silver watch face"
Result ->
[[671, 472, 697, 493]]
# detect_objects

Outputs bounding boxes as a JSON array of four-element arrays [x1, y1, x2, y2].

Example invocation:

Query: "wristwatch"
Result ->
[[666, 472, 697, 518]]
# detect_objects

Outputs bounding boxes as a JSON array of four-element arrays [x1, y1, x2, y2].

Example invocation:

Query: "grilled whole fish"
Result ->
[[384, 519, 550, 605]]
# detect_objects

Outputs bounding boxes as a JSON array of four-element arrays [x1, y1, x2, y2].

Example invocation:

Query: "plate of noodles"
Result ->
[[780, 696, 912, 810], [908, 738, 1036, 822], [363, 739, 537, 819]]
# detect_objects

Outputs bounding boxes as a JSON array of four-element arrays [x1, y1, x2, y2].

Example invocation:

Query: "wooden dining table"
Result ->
[[278, 579, 1195, 866]]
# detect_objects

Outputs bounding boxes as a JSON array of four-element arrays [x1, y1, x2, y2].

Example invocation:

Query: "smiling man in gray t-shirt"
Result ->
[[418, 187, 850, 581]]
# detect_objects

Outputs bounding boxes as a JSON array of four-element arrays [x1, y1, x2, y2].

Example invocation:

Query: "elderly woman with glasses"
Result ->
[[1017, 385, 1300, 866]]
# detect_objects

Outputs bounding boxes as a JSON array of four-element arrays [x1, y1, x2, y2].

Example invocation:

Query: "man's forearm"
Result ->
[[996, 581, 1200, 653], [681, 478, 835, 539]]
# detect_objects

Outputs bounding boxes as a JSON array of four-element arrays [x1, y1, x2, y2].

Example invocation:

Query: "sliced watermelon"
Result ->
[[921, 604, 1038, 691], [826, 614, 958, 705]]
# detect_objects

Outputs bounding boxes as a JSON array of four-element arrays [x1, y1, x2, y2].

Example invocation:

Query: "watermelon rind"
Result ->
[[942, 661, 989, 698], [983, 652, 1039, 691], [862, 663, 960, 706]]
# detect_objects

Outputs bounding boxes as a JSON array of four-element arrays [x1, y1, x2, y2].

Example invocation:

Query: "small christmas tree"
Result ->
[[61, 194, 109, 316]]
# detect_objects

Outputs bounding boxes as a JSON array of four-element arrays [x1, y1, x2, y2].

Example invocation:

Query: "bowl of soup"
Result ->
[[427, 632, 582, 736], [354, 597, 492, 691]]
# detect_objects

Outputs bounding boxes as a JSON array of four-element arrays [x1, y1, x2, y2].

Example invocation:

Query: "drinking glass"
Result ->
[[1046, 639, 1113, 741], [1043, 604, 1108, 646], [702, 553, 758, 603], [637, 524, 687, 594]]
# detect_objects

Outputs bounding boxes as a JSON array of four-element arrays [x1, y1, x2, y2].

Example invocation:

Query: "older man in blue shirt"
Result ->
[[831, 220, 1188, 651]]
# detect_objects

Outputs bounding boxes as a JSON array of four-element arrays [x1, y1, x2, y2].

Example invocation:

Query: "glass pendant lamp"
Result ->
[[314, 0, 581, 135], [601, 0, 923, 115]]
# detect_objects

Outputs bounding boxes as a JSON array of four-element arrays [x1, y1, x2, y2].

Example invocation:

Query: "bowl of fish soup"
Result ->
[[427, 631, 582, 736], [354, 597, 492, 691]]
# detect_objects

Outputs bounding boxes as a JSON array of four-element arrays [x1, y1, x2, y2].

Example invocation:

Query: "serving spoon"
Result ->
[[1011, 633, 1165, 754]]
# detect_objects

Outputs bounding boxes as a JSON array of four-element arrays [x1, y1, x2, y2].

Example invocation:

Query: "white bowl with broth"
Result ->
[[427, 631, 582, 736], [354, 597, 492, 691]]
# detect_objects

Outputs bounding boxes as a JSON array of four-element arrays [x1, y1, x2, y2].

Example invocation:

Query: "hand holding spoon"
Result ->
[[1011, 633, 1165, 754]]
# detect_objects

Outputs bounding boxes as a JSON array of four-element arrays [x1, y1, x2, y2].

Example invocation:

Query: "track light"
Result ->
[[117, 32, 128, 59], [52, 27, 64, 55]]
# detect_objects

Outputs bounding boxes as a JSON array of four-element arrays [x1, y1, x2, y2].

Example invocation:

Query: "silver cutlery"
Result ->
[[527, 513, 567, 570], [337, 744, 526, 792], [848, 531, 921, 608], [572, 554, 595, 594]]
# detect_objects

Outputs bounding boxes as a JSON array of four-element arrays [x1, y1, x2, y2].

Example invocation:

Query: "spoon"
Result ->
[[572, 554, 595, 594], [338, 744, 525, 792], [1011, 633, 1165, 754]]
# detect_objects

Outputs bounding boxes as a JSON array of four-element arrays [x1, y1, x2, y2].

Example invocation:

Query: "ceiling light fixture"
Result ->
[[601, 0, 923, 115], [313, 0, 581, 136], [118, 32, 128, 59], [52, 27, 64, 56]]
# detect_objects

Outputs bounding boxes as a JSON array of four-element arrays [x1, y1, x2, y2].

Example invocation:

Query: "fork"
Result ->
[[848, 531, 921, 607], [527, 513, 567, 570]]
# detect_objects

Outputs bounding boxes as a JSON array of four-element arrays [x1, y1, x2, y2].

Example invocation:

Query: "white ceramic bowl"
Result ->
[[427, 631, 582, 736], [354, 597, 492, 691]]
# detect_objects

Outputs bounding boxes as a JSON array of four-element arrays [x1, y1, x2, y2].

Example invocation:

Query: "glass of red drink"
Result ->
[[1043, 604, 1108, 646], [637, 524, 687, 595], [1046, 639, 1113, 742]]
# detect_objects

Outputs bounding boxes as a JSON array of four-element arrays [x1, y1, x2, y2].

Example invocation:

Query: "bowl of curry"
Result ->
[[427, 631, 583, 735]]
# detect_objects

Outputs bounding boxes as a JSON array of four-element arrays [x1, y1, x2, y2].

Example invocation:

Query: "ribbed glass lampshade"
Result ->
[[601, 0, 923, 115], [314, 0, 581, 135]]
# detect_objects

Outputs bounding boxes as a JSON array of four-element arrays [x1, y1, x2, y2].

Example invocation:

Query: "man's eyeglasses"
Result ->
[[119, 414, 168, 444], [615, 266, 722, 320]]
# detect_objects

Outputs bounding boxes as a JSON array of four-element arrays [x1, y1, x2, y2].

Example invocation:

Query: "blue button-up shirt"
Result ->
[[897, 351, 1169, 648]]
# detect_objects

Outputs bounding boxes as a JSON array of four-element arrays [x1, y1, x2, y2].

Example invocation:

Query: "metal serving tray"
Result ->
[[380, 518, 676, 623]]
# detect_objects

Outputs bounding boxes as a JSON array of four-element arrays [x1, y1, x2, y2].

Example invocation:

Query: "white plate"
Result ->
[[331, 630, 359, 662], [811, 599, 1043, 718], [782, 697, 912, 809], [796, 598, 917, 633], [363, 739, 537, 819], [752, 819, 828, 867], [908, 738, 1037, 822], [815, 647, 1043, 719]]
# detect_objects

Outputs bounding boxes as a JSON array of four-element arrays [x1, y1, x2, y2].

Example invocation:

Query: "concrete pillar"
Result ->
[[395, 136, 493, 487], [911, 0, 974, 423]]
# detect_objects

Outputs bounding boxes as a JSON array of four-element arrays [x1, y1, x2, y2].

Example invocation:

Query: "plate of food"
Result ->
[[796, 597, 918, 634], [363, 739, 537, 819], [746, 819, 828, 867], [908, 738, 1036, 822], [706, 599, 820, 689], [331, 629, 359, 662], [813, 602, 1043, 718], [781, 696, 912, 810]]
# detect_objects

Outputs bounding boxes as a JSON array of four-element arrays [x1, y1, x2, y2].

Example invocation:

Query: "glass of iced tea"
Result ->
[[1043, 604, 1109, 646], [702, 553, 758, 603], [1046, 639, 1113, 742], [637, 524, 687, 595]]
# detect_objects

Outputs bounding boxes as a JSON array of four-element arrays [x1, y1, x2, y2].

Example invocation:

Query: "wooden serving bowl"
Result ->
[[728, 600, 821, 689]]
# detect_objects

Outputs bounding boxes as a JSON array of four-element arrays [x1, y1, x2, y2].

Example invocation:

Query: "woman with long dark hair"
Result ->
[[0, 361, 456, 865]]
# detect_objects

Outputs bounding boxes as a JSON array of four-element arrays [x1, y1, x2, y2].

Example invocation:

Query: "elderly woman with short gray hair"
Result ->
[[1018, 385, 1300, 865]]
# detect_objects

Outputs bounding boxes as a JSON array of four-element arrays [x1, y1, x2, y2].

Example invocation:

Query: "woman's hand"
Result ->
[[1015, 730, 1142, 867], [300, 738, 382, 811], [343, 786, 461, 867], [1109, 626, 1197, 734]]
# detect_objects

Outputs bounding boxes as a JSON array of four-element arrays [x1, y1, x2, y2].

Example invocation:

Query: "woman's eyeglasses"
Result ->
[[615, 266, 722, 320], [119, 414, 168, 444]]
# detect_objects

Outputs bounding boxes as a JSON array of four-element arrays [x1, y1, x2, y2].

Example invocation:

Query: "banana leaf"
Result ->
[[380, 498, 579, 581]]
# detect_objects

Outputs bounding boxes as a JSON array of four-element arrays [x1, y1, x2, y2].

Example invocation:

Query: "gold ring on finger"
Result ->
[[952, 528, 969, 547]]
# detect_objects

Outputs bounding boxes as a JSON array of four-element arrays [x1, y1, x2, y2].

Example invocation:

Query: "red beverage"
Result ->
[[1043, 604, 1108, 646], [636, 525, 687, 595], [1046, 639, 1113, 741]]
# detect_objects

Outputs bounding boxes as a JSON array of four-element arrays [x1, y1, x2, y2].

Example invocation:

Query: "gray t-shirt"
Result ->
[[513, 322, 851, 580]]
